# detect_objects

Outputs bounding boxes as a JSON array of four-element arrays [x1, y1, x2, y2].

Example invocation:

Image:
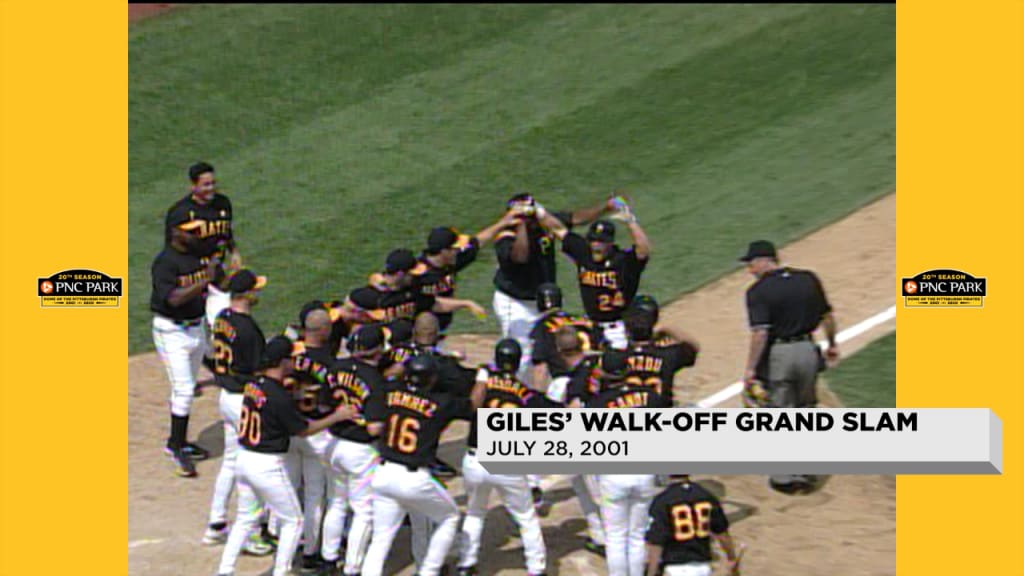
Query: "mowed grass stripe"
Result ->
[[129, 4, 566, 190], [129, 5, 894, 351], [826, 332, 896, 408]]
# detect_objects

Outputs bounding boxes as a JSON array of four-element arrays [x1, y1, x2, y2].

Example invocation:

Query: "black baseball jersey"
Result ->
[[606, 339, 698, 405], [150, 247, 209, 321], [349, 275, 436, 325], [415, 235, 480, 331], [586, 384, 670, 409], [562, 232, 648, 322], [646, 480, 729, 565], [364, 380, 474, 469], [380, 344, 476, 397], [164, 193, 234, 261], [212, 309, 266, 393], [238, 375, 308, 454], [468, 366, 560, 449], [323, 357, 385, 443], [564, 355, 602, 405], [530, 310, 603, 377], [745, 267, 832, 340], [289, 342, 337, 418], [492, 211, 571, 300]]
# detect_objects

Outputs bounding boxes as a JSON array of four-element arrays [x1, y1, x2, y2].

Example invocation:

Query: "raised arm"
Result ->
[[475, 210, 520, 246]]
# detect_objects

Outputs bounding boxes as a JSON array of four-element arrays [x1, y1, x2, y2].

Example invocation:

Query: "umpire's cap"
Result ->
[[739, 240, 777, 262], [406, 353, 439, 390], [494, 338, 523, 374], [261, 335, 295, 369], [536, 283, 562, 312]]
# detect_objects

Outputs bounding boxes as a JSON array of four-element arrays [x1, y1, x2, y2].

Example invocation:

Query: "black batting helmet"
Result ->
[[494, 338, 522, 374], [536, 283, 562, 312], [630, 294, 660, 324], [406, 354, 439, 390]]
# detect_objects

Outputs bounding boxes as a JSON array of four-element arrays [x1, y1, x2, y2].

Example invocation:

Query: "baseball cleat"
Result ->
[[202, 522, 229, 545], [456, 566, 478, 576], [298, 553, 323, 573], [182, 442, 210, 461], [582, 537, 606, 557], [166, 446, 197, 477], [242, 532, 274, 556], [531, 487, 550, 517]]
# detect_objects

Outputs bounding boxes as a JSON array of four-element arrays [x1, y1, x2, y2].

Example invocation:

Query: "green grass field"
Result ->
[[826, 332, 897, 407], [129, 5, 895, 353]]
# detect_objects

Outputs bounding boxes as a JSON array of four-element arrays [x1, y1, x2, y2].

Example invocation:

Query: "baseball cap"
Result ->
[[386, 318, 414, 346], [349, 324, 384, 353], [426, 227, 459, 254], [587, 220, 616, 243], [385, 249, 418, 274], [299, 300, 327, 328], [507, 192, 535, 208], [598, 351, 629, 382], [167, 209, 205, 232], [261, 335, 295, 369], [739, 240, 777, 262], [227, 269, 267, 294]]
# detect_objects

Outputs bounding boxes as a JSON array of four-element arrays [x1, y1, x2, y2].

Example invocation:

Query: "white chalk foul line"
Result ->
[[128, 538, 165, 549], [696, 305, 897, 408]]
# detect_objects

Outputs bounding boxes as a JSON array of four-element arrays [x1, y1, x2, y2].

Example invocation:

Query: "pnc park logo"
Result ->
[[901, 269, 986, 308], [38, 269, 123, 308]]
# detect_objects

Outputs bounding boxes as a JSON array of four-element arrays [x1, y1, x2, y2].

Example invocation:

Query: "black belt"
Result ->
[[382, 459, 422, 473], [774, 334, 812, 344], [158, 315, 203, 328]]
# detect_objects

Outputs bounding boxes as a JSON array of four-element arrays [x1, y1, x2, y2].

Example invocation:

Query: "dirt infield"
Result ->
[[128, 193, 895, 575], [128, 4, 177, 24]]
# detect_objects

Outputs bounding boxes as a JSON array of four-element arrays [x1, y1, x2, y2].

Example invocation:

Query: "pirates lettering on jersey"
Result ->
[[373, 300, 417, 323], [177, 267, 212, 288], [386, 390, 438, 418], [605, 390, 651, 409], [579, 269, 620, 289], [193, 218, 232, 240]]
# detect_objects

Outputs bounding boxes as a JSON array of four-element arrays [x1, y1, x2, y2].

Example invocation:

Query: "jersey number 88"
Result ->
[[670, 501, 712, 541]]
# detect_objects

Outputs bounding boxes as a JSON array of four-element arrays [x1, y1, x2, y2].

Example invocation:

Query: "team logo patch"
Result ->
[[38, 269, 123, 308], [901, 269, 986, 308]]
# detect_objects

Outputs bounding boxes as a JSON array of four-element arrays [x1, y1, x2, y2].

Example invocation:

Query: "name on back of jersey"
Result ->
[[387, 390, 437, 417]]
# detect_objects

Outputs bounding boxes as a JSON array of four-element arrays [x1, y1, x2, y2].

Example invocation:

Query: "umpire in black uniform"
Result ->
[[740, 240, 839, 491]]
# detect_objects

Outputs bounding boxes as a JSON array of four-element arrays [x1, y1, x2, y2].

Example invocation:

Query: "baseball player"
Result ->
[[164, 161, 241, 330], [345, 249, 487, 341], [548, 327, 607, 556], [202, 269, 273, 557], [151, 213, 222, 477], [537, 198, 651, 349], [415, 212, 518, 333], [607, 296, 699, 406], [645, 475, 742, 576], [457, 339, 553, 576], [740, 240, 838, 493], [216, 336, 357, 576], [360, 354, 488, 576], [319, 325, 388, 576], [529, 282, 604, 391], [286, 306, 342, 573], [588, 352, 670, 576]]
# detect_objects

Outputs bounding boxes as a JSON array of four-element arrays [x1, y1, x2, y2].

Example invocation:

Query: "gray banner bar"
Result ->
[[475, 408, 1002, 475]]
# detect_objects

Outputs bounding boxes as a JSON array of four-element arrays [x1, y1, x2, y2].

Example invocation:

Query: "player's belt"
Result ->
[[382, 459, 422, 473], [157, 314, 203, 328], [773, 333, 812, 344]]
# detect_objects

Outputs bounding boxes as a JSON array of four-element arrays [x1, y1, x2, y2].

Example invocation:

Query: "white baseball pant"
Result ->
[[598, 474, 657, 576], [663, 563, 713, 576], [574, 474, 606, 545], [322, 437, 380, 574], [152, 315, 205, 417], [286, 429, 332, 558], [459, 451, 546, 573], [205, 283, 231, 331], [598, 319, 628, 350], [492, 290, 539, 384], [362, 462, 460, 576], [218, 450, 303, 576], [208, 390, 244, 525]]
